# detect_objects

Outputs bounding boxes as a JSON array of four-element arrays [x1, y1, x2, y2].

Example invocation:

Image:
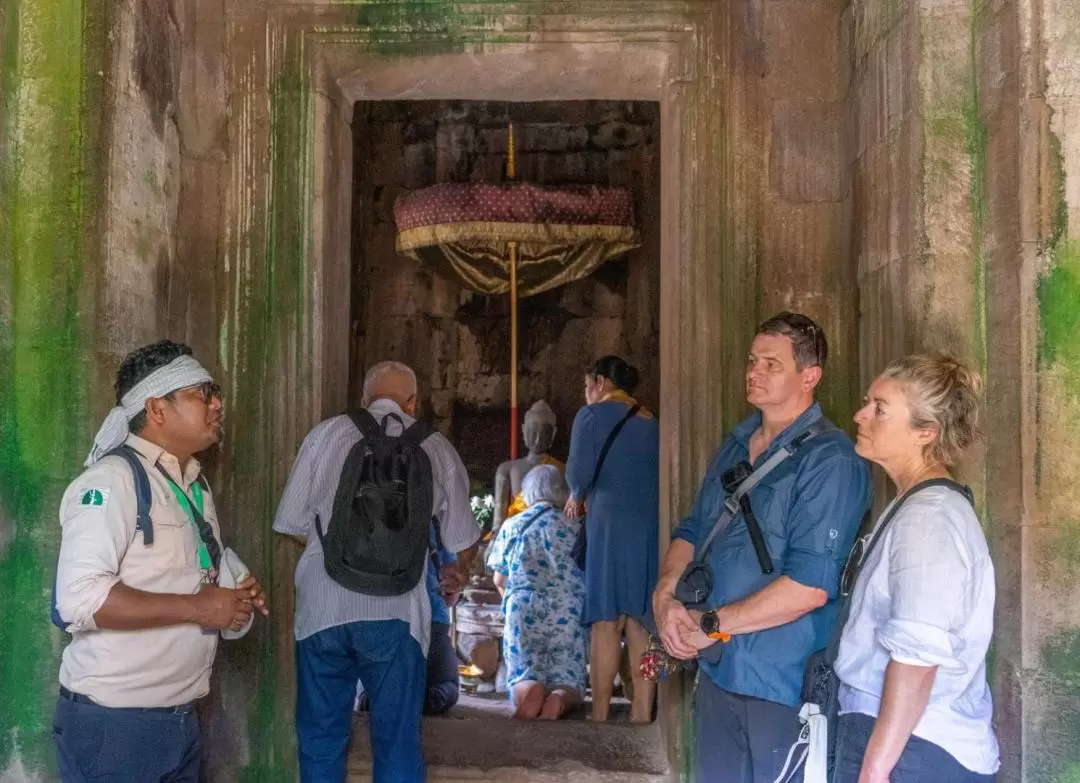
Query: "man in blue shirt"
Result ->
[[652, 312, 872, 783]]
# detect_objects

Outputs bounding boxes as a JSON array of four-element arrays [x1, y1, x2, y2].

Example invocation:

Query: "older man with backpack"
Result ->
[[274, 360, 480, 783]]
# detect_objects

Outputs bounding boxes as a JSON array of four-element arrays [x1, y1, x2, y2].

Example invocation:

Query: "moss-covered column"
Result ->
[[0, 0, 108, 778], [1025, 1, 1080, 779]]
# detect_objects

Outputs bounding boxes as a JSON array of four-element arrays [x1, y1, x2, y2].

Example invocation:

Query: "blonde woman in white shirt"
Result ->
[[833, 354, 999, 783]]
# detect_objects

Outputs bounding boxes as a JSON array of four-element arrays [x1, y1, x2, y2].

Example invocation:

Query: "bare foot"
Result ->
[[513, 682, 545, 720], [539, 691, 566, 720]]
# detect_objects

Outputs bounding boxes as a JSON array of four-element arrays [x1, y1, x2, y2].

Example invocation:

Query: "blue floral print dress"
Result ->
[[486, 503, 588, 693]]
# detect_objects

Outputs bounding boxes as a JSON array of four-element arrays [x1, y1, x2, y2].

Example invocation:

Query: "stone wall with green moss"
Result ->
[[0, 0, 110, 779]]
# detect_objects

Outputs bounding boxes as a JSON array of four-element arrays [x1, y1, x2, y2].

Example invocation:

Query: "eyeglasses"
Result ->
[[839, 533, 869, 597], [181, 381, 222, 405]]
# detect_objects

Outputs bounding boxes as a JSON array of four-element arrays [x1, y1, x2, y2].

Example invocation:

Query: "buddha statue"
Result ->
[[492, 400, 564, 533]]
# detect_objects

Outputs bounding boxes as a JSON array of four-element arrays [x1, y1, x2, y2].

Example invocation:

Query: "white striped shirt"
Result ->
[[272, 399, 479, 653]]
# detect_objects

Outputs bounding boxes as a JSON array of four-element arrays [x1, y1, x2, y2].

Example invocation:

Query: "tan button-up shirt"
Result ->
[[55, 434, 221, 708]]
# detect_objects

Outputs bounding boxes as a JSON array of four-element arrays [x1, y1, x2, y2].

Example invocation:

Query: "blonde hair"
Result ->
[[882, 353, 983, 467]]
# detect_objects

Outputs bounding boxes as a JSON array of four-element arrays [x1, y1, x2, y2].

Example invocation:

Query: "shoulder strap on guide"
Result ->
[[51, 445, 155, 632]]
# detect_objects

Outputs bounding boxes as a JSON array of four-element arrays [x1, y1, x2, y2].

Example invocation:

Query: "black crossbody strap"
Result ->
[[825, 477, 973, 664], [155, 463, 223, 571], [695, 418, 834, 562], [582, 404, 641, 498]]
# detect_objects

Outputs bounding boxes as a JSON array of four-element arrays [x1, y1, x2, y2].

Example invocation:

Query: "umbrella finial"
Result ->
[[507, 121, 516, 181]]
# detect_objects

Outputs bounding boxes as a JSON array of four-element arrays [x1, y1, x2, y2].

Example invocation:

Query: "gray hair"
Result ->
[[521, 465, 568, 508], [361, 360, 417, 405]]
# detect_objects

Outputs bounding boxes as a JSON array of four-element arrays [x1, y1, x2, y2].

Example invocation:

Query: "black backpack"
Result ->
[[315, 409, 435, 596]]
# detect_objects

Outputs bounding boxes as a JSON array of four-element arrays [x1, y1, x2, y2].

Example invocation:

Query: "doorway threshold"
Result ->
[[347, 694, 670, 782]]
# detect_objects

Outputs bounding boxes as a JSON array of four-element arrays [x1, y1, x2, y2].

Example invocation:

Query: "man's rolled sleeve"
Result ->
[[56, 467, 135, 633], [272, 425, 320, 538], [431, 435, 480, 553], [880, 505, 968, 669], [782, 451, 871, 597]]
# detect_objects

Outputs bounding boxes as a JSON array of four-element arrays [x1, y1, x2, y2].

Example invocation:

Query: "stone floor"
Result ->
[[348, 692, 670, 781]]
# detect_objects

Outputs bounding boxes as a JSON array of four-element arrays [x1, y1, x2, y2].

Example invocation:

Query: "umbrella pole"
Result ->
[[507, 121, 519, 460], [509, 241, 519, 459]]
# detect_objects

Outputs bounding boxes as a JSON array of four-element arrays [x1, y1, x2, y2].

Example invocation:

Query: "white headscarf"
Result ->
[[86, 355, 213, 466], [521, 464, 568, 508]]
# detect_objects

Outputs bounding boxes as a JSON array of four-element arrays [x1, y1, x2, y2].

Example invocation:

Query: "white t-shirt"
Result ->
[[834, 485, 1000, 775]]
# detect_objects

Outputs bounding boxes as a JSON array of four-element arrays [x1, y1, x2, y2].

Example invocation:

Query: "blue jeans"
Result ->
[[297, 619, 426, 783], [52, 690, 200, 782], [834, 712, 996, 783]]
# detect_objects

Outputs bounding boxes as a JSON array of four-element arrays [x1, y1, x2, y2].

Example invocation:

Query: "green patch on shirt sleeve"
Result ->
[[78, 488, 110, 508]]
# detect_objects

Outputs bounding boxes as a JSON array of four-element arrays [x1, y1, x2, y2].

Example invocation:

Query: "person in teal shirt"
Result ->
[[653, 312, 872, 783]]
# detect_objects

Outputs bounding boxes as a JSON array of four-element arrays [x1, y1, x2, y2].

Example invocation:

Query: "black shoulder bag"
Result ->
[[569, 404, 641, 572]]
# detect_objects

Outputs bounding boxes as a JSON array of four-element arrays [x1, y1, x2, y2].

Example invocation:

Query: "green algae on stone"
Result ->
[[1038, 240, 1080, 386], [0, 0, 101, 776]]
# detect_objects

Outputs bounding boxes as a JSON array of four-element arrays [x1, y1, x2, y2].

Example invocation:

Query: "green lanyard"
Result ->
[[165, 479, 213, 571]]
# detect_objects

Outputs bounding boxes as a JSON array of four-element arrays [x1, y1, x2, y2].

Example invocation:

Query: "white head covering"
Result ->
[[521, 464, 568, 508], [86, 355, 213, 466]]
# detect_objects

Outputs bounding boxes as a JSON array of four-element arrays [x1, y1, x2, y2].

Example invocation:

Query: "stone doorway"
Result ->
[[212, 3, 848, 780], [345, 96, 664, 776]]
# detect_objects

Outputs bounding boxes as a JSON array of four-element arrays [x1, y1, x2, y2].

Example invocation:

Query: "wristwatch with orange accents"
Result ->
[[699, 610, 731, 643]]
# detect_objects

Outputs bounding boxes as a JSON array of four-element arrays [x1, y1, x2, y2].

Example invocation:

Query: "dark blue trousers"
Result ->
[[693, 675, 805, 783], [297, 619, 426, 783], [835, 712, 996, 783], [52, 690, 200, 782]]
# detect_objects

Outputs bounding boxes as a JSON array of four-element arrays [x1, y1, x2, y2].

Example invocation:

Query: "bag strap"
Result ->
[[349, 408, 385, 444], [825, 477, 974, 664], [401, 417, 434, 447], [582, 404, 641, 498], [106, 445, 154, 547], [154, 463, 223, 572], [695, 419, 834, 562]]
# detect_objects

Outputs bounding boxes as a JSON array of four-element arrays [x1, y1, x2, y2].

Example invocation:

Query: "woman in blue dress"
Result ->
[[564, 355, 659, 723], [486, 465, 587, 720]]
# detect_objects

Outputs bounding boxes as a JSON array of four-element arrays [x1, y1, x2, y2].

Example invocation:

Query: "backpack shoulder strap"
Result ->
[[106, 445, 154, 546], [401, 417, 434, 447], [348, 408, 384, 443]]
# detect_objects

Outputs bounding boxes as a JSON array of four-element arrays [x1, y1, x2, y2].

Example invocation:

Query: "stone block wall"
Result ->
[[350, 100, 661, 481]]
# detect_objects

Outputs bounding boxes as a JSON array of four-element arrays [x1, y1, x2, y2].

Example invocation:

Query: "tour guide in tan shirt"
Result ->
[[53, 340, 268, 783]]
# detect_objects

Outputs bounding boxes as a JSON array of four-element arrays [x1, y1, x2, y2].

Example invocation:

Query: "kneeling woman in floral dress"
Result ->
[[486, 464, 587, 720]]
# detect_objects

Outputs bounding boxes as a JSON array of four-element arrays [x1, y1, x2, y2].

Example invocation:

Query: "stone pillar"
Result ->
[[1020, 0, 1080, 779], [0, 0, 110, 778], [762, 0, 857, 424], [855, 0, 1080, 780]]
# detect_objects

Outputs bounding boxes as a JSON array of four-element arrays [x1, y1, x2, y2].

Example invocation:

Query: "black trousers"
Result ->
[[694, 675, 805, 783]]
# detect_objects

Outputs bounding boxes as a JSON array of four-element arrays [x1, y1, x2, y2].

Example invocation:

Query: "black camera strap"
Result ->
[[695, 419, 834, 562]]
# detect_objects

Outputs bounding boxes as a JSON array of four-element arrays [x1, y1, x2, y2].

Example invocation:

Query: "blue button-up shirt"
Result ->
[[672, 403, 872, 706]]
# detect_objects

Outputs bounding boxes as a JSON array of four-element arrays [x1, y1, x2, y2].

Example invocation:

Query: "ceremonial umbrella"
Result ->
[[393, 124, 640, 457]]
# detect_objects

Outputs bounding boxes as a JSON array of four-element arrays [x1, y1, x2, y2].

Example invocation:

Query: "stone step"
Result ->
[[347, 714, 670, 782]]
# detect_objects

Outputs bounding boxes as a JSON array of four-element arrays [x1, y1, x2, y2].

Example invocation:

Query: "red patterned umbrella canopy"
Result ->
[[394, 181, 640, 298]]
